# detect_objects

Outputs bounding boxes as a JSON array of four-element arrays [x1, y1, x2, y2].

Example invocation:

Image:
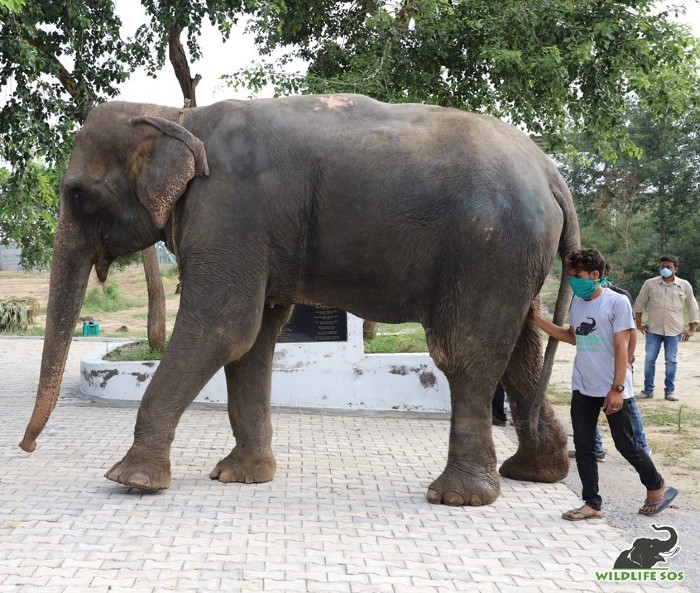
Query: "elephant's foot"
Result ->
[[105, 447, 171, 491], [210, 447, 276, 484], [499, 444, 569, 483], [426, 464, 500, 506]]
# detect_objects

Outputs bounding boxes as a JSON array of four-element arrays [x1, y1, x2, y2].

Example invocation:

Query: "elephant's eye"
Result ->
[[65, 183, 101, 216]]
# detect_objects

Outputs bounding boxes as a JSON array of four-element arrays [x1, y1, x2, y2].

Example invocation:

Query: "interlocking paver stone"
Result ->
[[0, 337, 691, 592]]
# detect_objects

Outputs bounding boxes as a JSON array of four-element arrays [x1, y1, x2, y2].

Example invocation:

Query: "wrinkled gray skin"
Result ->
[[21, 94, 579, 506]]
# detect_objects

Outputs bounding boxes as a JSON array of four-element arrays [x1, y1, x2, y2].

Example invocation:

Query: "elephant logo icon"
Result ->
[[575, 316, 597, 336], [613, 524, 680, 569]]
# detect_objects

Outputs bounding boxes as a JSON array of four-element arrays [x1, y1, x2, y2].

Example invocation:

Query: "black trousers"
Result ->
[[492, 383, 507, 424], [570, 390, 664, 511]]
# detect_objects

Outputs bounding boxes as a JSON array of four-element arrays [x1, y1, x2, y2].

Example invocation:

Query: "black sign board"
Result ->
[[277, 305, 348, 343]]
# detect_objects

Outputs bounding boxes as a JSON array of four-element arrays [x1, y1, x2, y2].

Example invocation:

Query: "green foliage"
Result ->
[[558, 103, 700, 295], [160, 264, 180, 279], [0, 0, 24, 12], [0, 161, 60, 269], [363, 323, 428, 353], [232, 0, 700, 160], [0, 2, 136, 270], [0, 2, 133, 169], [0, 297, 39, 332], [104, 341, 165, 362], [82, 283, 143, 314], [130, 0, 253, 84]]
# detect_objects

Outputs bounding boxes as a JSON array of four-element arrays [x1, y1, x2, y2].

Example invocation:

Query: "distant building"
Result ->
[[0, 240, 22, 271]]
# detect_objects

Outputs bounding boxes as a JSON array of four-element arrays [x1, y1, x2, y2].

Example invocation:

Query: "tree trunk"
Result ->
[[142, 246, 166, 352], [168, 23, 201, 107], [363, 320, 379, 340]]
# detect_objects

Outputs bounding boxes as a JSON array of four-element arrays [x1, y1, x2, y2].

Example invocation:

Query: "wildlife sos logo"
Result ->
[[596, 524, 684, 582], [574, 316, 604, 352]]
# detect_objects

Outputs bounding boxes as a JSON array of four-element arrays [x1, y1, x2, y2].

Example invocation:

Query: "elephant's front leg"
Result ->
[[210, 305, 293, 485], [426, 371, 501, 506], [105, 346, 226, 490], [105, 292, 267, 491]]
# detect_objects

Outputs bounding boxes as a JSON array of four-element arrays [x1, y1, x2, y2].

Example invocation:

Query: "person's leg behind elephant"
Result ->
[[642, 332, 663, 396], [626, 395, 651, 455], [662, 334, 682, 399], [492, 383, 507, 427]]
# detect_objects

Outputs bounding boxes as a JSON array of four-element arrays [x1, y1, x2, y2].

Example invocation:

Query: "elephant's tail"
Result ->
[[531, 173, 580, 436]]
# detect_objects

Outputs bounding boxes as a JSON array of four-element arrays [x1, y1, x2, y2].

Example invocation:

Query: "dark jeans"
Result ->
[[571, 390, 664, 511], [492, 383, 507, 424]]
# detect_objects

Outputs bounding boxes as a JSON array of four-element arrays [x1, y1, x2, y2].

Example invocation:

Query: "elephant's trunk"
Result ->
[[651, 524, 678, 552], [19, 214, 94, 452]]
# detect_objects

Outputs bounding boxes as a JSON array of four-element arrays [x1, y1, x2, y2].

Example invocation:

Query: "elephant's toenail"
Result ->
[[426, 488, 442, 504], [444, 491, 466, 506]]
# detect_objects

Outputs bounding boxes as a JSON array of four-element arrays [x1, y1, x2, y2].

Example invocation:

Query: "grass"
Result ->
[[104, 341, 165, 362], [642, 404, 700, 429], [364, 323, 428, 353], [81, 283, 145, 314]]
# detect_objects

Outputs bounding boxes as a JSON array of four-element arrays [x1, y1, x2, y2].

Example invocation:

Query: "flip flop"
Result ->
[[562, 507, 604, 521], [639, 486, 679, 516]]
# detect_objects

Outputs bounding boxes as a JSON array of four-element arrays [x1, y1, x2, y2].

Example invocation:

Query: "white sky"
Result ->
[[115, 0, 276, 106], [115, 0, 700, 107]]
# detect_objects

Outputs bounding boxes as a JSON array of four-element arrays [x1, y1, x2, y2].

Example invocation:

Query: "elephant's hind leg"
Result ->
[[210, 304, 293, 485], [424, 328, 503, 506], [498, 320, 569, 482]]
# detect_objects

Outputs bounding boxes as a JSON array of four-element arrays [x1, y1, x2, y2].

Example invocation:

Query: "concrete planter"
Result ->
[[79, 314, 451, 414]]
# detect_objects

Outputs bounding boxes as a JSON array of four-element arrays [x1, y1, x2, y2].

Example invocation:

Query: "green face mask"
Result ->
[[570, 277, 600, 300]]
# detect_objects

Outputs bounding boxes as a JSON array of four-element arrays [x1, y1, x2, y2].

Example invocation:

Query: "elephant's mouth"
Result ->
[[95, 253, 114, 282]]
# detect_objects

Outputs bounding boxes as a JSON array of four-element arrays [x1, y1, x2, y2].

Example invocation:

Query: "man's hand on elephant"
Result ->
[[529, 300, 542, 322]]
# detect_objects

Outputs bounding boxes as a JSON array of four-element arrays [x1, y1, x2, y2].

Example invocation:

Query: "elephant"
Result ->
[[20, 93, 580, 506], [575, 317, 597, 336], [613, 524, 680, 569]]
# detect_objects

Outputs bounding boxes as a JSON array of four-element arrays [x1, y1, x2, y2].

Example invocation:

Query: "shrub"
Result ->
[[0, 297, 38, 332], [82, 283, 137, 313]]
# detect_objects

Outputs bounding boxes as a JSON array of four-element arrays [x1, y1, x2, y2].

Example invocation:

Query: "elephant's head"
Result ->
[[629, 524, 679, 567], [19, 102, 209, 453]]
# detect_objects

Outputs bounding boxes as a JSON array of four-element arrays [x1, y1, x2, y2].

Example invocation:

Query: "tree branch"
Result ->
[[168, 23, 200, 107]]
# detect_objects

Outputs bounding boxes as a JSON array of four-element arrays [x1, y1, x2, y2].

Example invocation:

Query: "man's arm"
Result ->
[[682, 283, 699, 341], [529, 302, 576, 345], [634, 281, 650, 334], [628, 328, 637, 365], [603, 329, 631, 415]]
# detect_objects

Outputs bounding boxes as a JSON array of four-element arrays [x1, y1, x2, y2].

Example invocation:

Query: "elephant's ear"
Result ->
[[129, 116, 210, 229]]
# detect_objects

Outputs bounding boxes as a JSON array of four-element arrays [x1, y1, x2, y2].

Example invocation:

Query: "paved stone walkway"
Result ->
[[0, 338, 690, 592]]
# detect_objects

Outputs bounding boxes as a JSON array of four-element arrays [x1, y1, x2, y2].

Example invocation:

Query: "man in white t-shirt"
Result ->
[[530, 249, 678, 520]]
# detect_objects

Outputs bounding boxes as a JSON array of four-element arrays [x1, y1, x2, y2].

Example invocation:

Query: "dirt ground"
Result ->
[[548, 338, 700, 508], [0, 267, 181, 336]]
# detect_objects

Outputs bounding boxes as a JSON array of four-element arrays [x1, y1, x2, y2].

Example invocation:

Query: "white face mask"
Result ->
[[660, 267, 674, 278]]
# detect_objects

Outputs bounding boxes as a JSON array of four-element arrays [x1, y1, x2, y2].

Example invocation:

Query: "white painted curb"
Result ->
[[80, 314, 451, 413]]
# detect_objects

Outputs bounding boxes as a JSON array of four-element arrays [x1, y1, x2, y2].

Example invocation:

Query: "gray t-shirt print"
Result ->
[[568, 288, 635, 398]]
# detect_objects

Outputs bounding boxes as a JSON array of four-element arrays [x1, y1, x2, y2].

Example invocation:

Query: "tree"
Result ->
[[0, 2, 132, 169], [0, 0, 24, 12], [130, 0, 257, 107], [0, 162, 60, 270], [233, 0, 700, 160], [558, 105, 700, 294], [0, 3, 169, 348], [0, 2, 132, 269]]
